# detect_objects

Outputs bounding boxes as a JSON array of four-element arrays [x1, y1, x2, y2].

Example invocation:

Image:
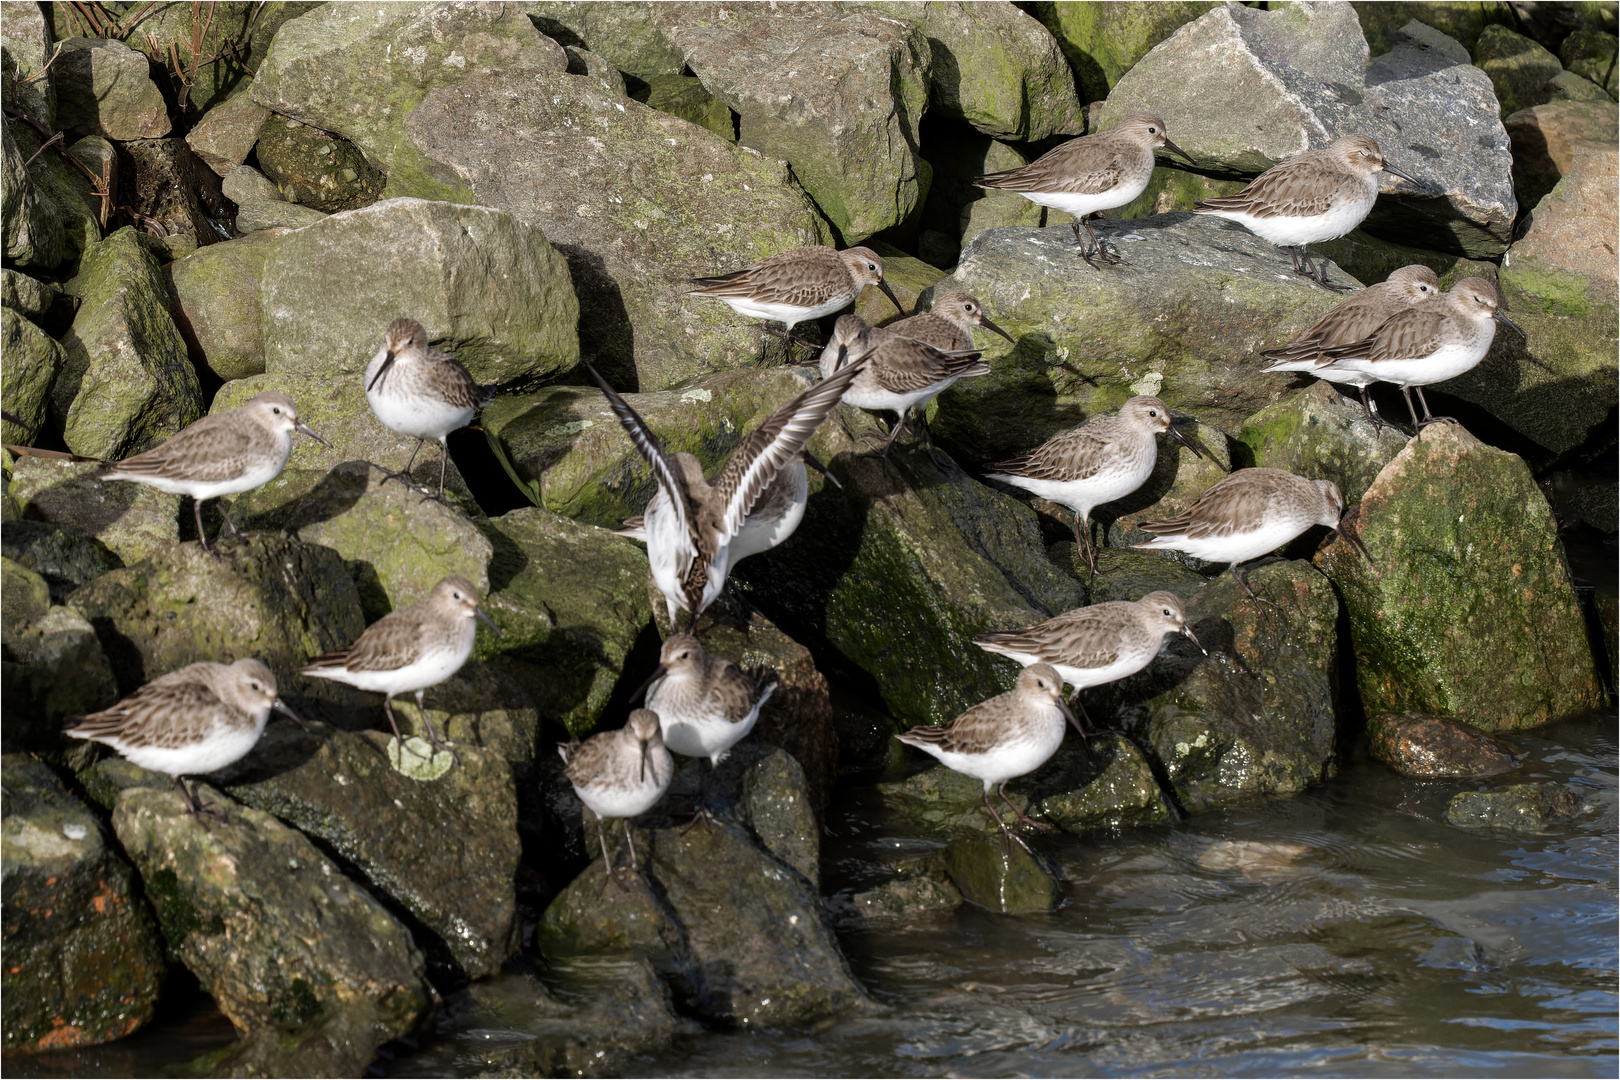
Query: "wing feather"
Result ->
[[1319, 308, 1445, 365], [103, 414, 260, 485], [584, 364, 698, 553]]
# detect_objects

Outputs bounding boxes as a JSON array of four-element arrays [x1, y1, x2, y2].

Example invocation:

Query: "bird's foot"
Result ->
[[996, 821, 1037, 856]]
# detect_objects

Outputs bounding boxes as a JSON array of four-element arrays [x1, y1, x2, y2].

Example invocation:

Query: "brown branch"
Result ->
[[20, 131, 62, 168]]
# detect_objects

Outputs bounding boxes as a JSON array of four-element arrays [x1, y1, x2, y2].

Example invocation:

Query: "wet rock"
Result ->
[[121, 137, 231, 254], [0, 517, 122, 602], [55, 226, 203, 460], [185, 80, 271, 177], [1560, 28, 1619, 98], [222, 163, 328, 233], [1474, 23, 1610, 117], [475, 506, 651, 738], [66, 534, 367, 707], [1, 753, 165, 1055], [220, 724, 520, 981], [54, 37, 169, 141], [0, 2, 56, 129], [642, 74, 733, 141], [928, 215, 1350, 446], [1100, 9, 1517, 257], [1, 308, 63, 446], [2, 121, 65, 270], [1027, 735, 1173, 833], [1235, 382, 1409, 504], [254, 114, 386, 213], [941, 831, 1059, 915], [1318, 425, 1603, 731], [111, 784, 433, 1074], [743, 745, 821, 886], [1503, 99, 1618, 211], [1543, 470, 1619, 535], [8, 456, 179, 566], [1077, 548, 1207, 604], [1444, 781, 1584, 832], [1, 600, 118, 764], [1, 267, 54, 320], [0, 553, 49, 630], [842, 854, 963, 924], [1031, 0, 1218, 104], [261, 198, 579, 390], [166, 230, 282, 381], [1367, 712, 1520, 778]]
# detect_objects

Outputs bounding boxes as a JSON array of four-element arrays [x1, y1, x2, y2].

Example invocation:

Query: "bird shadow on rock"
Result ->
[[555, 244, 637, 391], [270, 460, 377, 533], [933, 332, 1096, 470]]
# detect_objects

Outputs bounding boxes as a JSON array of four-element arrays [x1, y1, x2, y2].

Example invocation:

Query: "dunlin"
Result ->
[[887, 290, 1016, 353], [101, 391, 329, 556], [895, 663, 1081, 852], [974, 592, 1204, 726], [364, 317, 495, 500], [1261, 264, 1442, 426], [974, 112, 1194, 266], [302, 574, 499, 757], [586, 360, 864, 629], [819, 314, 988, 471], [1194, 134, 1425, 291], [1313, 276, 1523, 432], [689, 245, 904, 354], [983, 396, 1195, 580], [65, 658, 303, 817], [1133, 468, 1372, 600], [560, 708, 673, 884]]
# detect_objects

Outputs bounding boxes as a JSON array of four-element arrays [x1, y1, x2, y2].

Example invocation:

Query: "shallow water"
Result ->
[[16, 714, 1616, 1078]]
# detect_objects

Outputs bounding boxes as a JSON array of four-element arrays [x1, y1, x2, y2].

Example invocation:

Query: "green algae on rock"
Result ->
[[254, 114, 386, 213], [166, 229, 283, 383], [1, 123, 65, 270], [1560, 27, 1619, 98], [1031, 1, 1219, 104], [1, 308, 64, 446], [1317, 425, 1603, 731], [1473, 23, 1605, 117], [9, 456, 179, 567], [641, 74, 735, 141], [1, 753, 166, 1055], [941, 830, 1060, 915], [1444, 781, 1586, 832], [1235, 382, 1409, 505]]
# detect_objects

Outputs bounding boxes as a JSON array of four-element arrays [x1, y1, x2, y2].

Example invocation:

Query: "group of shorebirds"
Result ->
[[63, 110, 1520, 862]]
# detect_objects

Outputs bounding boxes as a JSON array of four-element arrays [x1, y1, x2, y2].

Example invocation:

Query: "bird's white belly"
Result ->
[[310, 640, 471, 696], [1140, 517, 1307, 565], [986, 461, 1151, 518], [728, 469, 808, 565], [573, 754, 672, 820], [1206, 188, 1375, 247], [115, 717, 268, 777], [1264, 358, 1375, 388], [843, 382, 936, 418], [367, 385, 473, 442], [715, 293, 852, 330], [111, 449, 289, 500], [1334, 339, 1490, 387], [1017, 173, 1150, 218], [912, 721, 1065, 789]]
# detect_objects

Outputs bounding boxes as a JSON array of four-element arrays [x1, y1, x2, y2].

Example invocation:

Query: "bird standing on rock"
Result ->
[[561, 708, 673, 885], [886, 290, 1016, 353], [364, 317, 494, 501]]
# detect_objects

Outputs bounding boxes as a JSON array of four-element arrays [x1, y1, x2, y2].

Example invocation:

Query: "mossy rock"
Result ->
[[254, 115, 385, 212], [1235, 382, 1409, 504], [1474, 24, 1583, 117], [1031, 1, 1220, 104], [8, 456, 180, 567], [2, 122, 66, 270], [641, 74, 733, 141], [1560, 27, 1619, 98], [1, 601, 118, 766], [1350, 1, 1515, 57], [941, 831, 1059, 915], [166, 229, 284, 382], [6, 122, 101, 269], [1444, 781, 1585, 832], [0, 518, 122, 602], [0, 308, 63, 446]]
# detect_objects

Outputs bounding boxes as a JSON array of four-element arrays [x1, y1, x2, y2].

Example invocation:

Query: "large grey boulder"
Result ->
[[222, 163, 328, 232], [53, 37, 169, 141], [1099, 8, 1517, 257], [166, 229, 283, 382], [184, 80, 271, 178], [8, 456, 179, 566], [0, 2, 56, 129], [1503, 99, 1619, 211], [261, 198, 579, 389], [1030, 1, 1219, 103], [0, 308, 63, 446], [2, 121, 65, 270]]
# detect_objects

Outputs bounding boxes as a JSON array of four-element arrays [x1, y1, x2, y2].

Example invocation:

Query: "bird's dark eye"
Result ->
[[1164, 609, 1174, 617], [272, 407, 281, 414]]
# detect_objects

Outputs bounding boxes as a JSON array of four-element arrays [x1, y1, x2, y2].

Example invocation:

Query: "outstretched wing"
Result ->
[[584, 364, 698, 552]]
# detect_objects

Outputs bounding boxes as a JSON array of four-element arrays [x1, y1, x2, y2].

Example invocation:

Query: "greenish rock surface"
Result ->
[[2, 121, 65, 270], [1, 753, 165, 1055], [53, 37, 169, 141], [7, 121, 101, 267], [1078, 547, 1208, 604], [226, 164, 328, 233], [741, 747, 821, 888], [260, 197, 580, 390], [1, 308, 63, 446], [220, 725, 520, 981], [941, 831, 1059, 914], [563, 43, 629, 97], [1031, 0, 1219, 104], [0, 517, 122, 602], [856, 243, 949, 326], [642, 74, 734, 141], [841, 854, 963, 924], [1474, 23, 1595, 116], [166, 229, 283, 382], [1235, 382, 1410, 504], [1312, 229, 1498, 291], [9, 456, 180, 566], [1104, 163, 1245, 221], [1444, 781, 1585, 832], [1503, 99, 1619, 211], [1317, 425, 1603, 731], [1, 601, 118, 766], [111, 784, 432, 1074], [1, 267, 55, 319], [1560, 27, 1619, 97], [55, 227, 203, 460], [184, 79, 271, 177], [254, 114, 386, 212], [1367, 712, 1520, 778], [0, 2, 56, 129], [0, 553, 49, 630], [1350, 1, 1514, 57], [524, 2, 688, 80]]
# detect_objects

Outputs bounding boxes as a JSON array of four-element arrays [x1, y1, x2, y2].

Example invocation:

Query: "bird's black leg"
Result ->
[[193, 499, 221, 561], [414, 688, 460, 765], [375, 438, 426, 488], [1232, 560, 1279, 610], [1082, 212, 1123, 265], [1412, 387, 1458, 429], [381, 695, 406, 743]]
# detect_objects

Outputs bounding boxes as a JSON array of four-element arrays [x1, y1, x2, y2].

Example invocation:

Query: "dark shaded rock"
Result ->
[[0, 552, 49, 630], [1031, 0, 1218, 103], [9, 455, 180, 566], [166, 229, 282, 381], [1, 753, 165, 1055], [254, 114, 386, 213], [1079, 548, 1207, 604], [1368, 712, 1520, 778], [1444, 781, 1584, 832], [1318, 425, 1603, 731], [185, 79, 271, 177], [1543, 470, 1619, 535], [840, 853, 963, 924], [121, 137, 232, 257], [1503, 99, 1618, 211], [1475, 23, 1610, 117], [7, 121, 101, 266], [1350, 1, 1515, 57], [941, 831, 1059, 914], [1560, 27, 1619, 97], [563, 43, 630, 97], [642, 74, 733, 141], [0, 517, 122, 602], [1, 307, 64, 445], [1312, 228, 1499, 292], [2, 120, 65, 270], [1235, 381, 1409, 504], [54, 37, 169, 141], [1, 600, 118, 765]]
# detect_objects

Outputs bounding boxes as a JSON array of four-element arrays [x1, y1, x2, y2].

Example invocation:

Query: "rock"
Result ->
[[856, 243, 949, 326], [221, 162, 282, 206], [2, 267, 56, 320], [1312, 228, 1498, 291], [1474, 23, 1605, 117], [1560, 27, 1618, 98], [1317, 425, 1603, 731], [474, 507, 652, 738], [1027, 735, 1173, 833], [223, 163, 329, 232], [1105, 163, 1246, 221], [66, 534, 368, 711], [1444, 781, 1584, 832], [55, 226, 203, 460], [1100, 8, 1517, 257], [928, 215, 1352, 450], [2, 121, 65, 270], [1, 601, 118, 764], [7, 122, 100, 265], [840, 854, 963, 924], [220, 724, 520, 981], [740, 746, 822, 886], [0, 553, 50, 631], [8, 456, 179, 566], [53, 37, 170, 141], [1, 753, 165, 1055], [111, 784, 432, 1073], [642, 74, 734, 141], [261, 198, 579, 390], [524, 2, 688, 80], [0, 1, 56, 129], [1, 308, 63, 446], [1031, 1, 1219, 103], [1443, 143, 1618, 457], [941, 832, 1059, 914], [1543, 470, 1619, 534], [166, 230, 281, 381], [185, 80, 271, 177], [858, 1, 1086, 141], [1235, 382, 1410, 503], [121, 137, 231, 253], [1367, 712, 1520, 777], [0, 517, 122, 602], [562, 43, 629, 97], [254, 114, 387, 213], [1350, 1, 1515, 57], [1503, 99, 1619, 210], [917, 128, 1030, 264]]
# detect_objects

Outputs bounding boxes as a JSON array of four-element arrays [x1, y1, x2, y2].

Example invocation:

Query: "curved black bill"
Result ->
[[367, 352, 395, 392], [1057, 695, 1086, 739], [1180, 624, 1207, 656], [1381, 162, 1429, 192], [272, 698, 315, 732], [639, 737, 651, 783], [1161, 136, 1197, 167], [475, 606, 504, 637], [977, 312, 1016, 344], [629, 664, 667, 705], [294, 420, 332, 448], [1495, 310, 1526, 340], [877, 279, 906, 317], [1336, 523, 1375, 568]]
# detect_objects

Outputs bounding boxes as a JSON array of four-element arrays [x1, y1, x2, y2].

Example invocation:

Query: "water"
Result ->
[[16, 714, 1615, 1078]]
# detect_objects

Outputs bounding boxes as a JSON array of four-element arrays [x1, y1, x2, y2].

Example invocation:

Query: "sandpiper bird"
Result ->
[[65, 659, 303, 817], [1261, 264, 1441, 427], [896, 663, 1081, 852], [688, 245, 904, 356], [982, 396, 1196, 580], [1133, 468, 1372, 601], [974, 592, 1205, 726], [974, 112, 1195, 266], [886, 290, 1016, 353], [643, 633, 777, 818], [560, 708, 673, 884], [364, 317, 495, 500], [1194, 134, 1425, 291], [302, 575, 498, 757], [101, 391, 329, 556], [1311, 276, 1523, 433], [819, 314, 988, 471], [585, 360, 865, 629]]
